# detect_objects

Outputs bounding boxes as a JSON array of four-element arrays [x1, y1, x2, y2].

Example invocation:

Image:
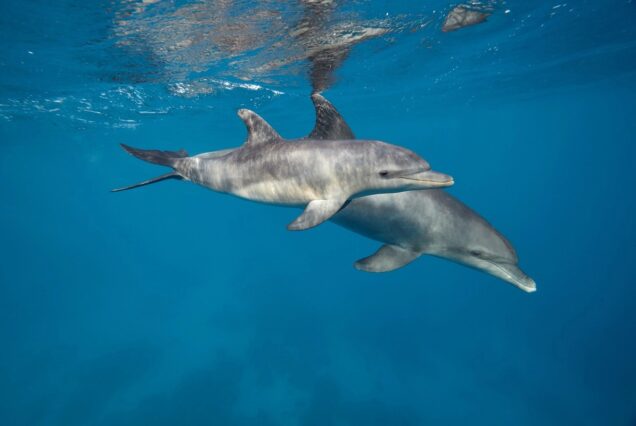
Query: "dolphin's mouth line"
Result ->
[[399, 176, 455, 186], [482, 259, 536, 293], [484, 259, 515, 280]]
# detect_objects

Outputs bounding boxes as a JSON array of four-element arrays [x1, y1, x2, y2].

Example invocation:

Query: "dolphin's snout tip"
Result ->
[[509, 272, 537, 293], [492, 262, 536, 293], [425, 171, 455, 188], [519, 278, 537, 293], [401, 170, 454, 188], [433, 177, 454, 188]]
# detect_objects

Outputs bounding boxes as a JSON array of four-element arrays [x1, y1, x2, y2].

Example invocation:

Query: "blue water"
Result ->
[[1, 0, 635, 424]]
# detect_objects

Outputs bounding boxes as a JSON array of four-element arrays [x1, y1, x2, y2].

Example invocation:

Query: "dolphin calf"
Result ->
[[114, 108, 454, 231], [307, 95, 535, 292]]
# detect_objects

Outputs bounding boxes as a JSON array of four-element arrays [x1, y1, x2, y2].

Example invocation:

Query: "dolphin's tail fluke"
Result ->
[[119, 143, 188, 168], [113, 144, 189, 192], [111, 172, 182, 192]]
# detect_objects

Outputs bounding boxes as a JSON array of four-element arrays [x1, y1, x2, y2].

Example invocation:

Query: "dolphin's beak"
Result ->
[[400, 169, 454, 188], [486, 261, 537, 293]]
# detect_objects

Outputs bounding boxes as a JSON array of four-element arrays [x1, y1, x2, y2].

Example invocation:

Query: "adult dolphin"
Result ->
[[306, 94, 535, 292], [114, 109, 453, 231]]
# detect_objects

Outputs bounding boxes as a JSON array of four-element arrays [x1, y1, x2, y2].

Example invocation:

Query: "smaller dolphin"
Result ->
[[113, 108, 453, 231], [334, 191, 536, 292], [442, 5, 490, 32]]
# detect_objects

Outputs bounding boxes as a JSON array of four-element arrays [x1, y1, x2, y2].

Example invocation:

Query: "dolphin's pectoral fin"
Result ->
[[287, 199, 346, 231], [308, 94, 355, 140], [354, 245, 421, 273]]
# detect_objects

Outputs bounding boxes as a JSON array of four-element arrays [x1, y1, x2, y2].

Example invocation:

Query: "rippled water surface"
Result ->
[[1, 1, 635, 425]]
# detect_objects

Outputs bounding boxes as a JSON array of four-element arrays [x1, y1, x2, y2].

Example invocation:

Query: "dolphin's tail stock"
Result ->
[[112, 144, 189, 192]]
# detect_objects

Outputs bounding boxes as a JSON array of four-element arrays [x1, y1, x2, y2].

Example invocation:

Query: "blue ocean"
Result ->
[[1, 0, 635, 424]]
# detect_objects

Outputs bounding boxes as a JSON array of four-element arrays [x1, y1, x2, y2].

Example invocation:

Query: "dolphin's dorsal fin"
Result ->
[[308, 94, 355, 140], [237, 109, 283, 146]]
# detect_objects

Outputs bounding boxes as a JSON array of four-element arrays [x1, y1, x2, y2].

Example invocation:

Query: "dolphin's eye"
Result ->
[[470, 250, 483, 257], [379, 170, 389, 178]]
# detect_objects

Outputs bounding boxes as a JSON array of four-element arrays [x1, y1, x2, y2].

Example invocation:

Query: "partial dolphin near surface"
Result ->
[[307, 95, 535, 292], [114, 108, 453, 231], [442, 5, 490, 32]]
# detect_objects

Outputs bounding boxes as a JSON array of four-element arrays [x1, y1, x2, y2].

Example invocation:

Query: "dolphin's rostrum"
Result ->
[[114, 107, 454, 231]]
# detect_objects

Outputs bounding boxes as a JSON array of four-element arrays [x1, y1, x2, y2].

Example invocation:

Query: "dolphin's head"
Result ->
[[364, 143, 454, 193], [430, 212, 536, 293]]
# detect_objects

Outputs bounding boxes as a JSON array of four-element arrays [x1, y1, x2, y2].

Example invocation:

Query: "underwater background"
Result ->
[[1, 0, 635, 424]]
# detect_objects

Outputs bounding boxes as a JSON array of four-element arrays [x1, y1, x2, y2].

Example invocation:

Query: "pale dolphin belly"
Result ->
[[232, 180, 322, 205]]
